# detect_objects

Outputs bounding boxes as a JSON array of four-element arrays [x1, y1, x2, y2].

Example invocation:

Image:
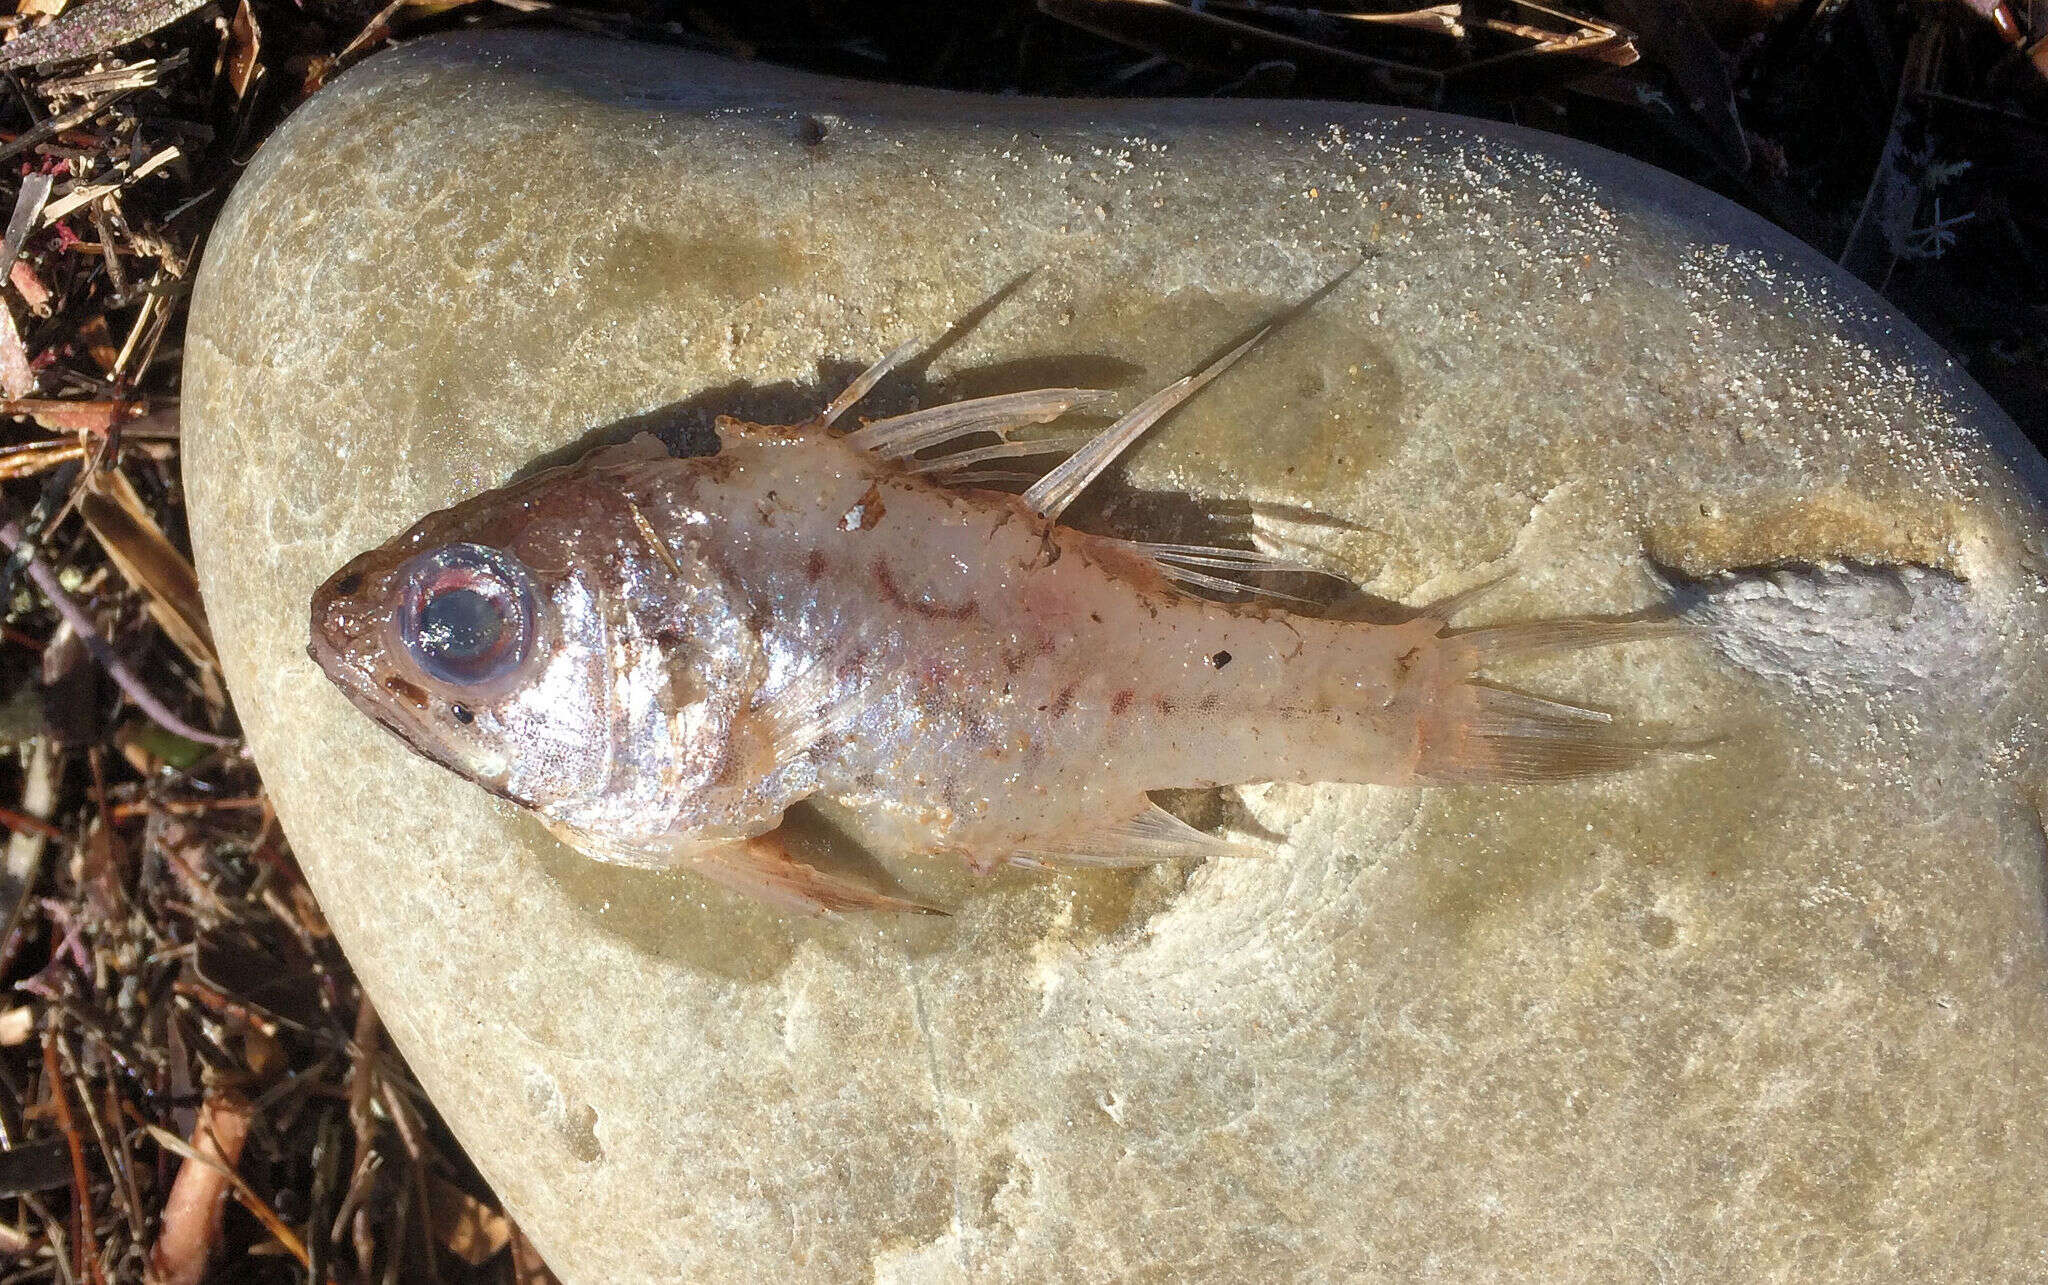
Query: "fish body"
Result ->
[[310, 327, 1673, 911]]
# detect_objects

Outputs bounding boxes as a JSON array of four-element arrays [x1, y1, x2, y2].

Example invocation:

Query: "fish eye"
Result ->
[[396, 543, 537, 687]]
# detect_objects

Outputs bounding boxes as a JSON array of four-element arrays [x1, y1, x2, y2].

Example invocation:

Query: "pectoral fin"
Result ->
[[693, 827, 948, 916]]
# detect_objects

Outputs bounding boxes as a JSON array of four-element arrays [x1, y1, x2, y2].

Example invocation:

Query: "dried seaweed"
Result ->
[[0, 0, 205, 71]]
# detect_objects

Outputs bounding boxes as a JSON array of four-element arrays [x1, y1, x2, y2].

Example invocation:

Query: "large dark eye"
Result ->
[[397, 543, 537, 687]]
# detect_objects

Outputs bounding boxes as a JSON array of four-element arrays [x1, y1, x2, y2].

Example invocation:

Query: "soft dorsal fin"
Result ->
[[1093, 536, 1347, 605]]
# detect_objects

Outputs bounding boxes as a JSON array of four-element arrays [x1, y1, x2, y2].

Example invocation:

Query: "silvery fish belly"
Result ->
[[308, 323, 1682, 914]]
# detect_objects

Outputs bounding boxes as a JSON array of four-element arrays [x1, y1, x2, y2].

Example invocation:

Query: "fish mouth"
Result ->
[[308, 635, 465, 775], [304, 602, 356, 688], [307, 565, 445, 763], [307, 564, 522, 801], [306, 560, 384, 688]]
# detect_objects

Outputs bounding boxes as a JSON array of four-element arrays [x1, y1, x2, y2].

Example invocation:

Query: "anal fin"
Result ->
[[1013, 801, 1257, 868], [1416, 682, 1677, 784]]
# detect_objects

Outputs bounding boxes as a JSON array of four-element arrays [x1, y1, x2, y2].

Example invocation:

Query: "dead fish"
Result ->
[[308, 319, 1680, 913]]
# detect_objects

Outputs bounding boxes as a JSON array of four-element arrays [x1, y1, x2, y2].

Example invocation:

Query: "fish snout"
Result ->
[[307, 561, 393, 683]]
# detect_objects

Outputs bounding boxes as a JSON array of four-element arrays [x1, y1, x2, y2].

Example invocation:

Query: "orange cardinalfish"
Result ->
[[308, 312, 1683, 913]]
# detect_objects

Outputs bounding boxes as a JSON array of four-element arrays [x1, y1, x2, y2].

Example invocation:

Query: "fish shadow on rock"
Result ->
[[528, 798, 974, 984], [508, 352, 1146, 480]]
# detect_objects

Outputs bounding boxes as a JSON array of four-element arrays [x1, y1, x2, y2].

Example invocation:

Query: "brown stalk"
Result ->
[[144, 1092, 312, 1280], [78, 464, 217, 672], [99, 1081, 143, 1246], [109, 795, 264, 820], [0, 441, 87, 480], [40, 1031, 101, 1285], [0, 399, 144, 434], [0, 518, 234, 746], [0, 804, 65, 842]]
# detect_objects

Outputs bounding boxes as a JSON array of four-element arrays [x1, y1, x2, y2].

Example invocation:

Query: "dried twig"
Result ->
[[0, 798, 64, 843], [144, 1091, 254, 1284], [41, 1033, 99, 1285], [0, 519, 232, 746], [37, 49, 186, 98], [0, 175, 53, 283], [40, 146, 182, 226]]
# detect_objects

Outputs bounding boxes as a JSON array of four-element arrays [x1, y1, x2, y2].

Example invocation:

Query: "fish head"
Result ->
[[308, 440, 765, 831]]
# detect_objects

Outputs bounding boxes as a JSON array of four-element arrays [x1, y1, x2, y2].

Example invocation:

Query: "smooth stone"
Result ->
[[185, 32, 2048, 1282]]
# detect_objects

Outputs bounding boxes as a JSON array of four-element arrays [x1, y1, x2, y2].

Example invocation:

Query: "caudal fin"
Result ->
[[1414, 612, 1692, 784], [1450, 614, 1691, 666], [1416, 683, 1667, 784]]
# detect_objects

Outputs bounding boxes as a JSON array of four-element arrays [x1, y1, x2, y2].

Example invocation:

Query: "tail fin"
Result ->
[[1416, 683, 1666, 784], [1450, 614, 1690, 667], [1414, 612, 1693, 785]]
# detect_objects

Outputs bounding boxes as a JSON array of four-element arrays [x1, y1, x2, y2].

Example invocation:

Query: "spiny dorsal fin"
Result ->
[[904, 430, 1095, 476], [1021, 326, 1271, 522], [815, 337, 922, 429], [819, 322, 1276, 521], [843, 388, 1110, 460]]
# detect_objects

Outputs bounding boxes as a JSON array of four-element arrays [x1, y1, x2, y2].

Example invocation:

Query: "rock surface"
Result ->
[[185, 33, 2048, 1282]]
